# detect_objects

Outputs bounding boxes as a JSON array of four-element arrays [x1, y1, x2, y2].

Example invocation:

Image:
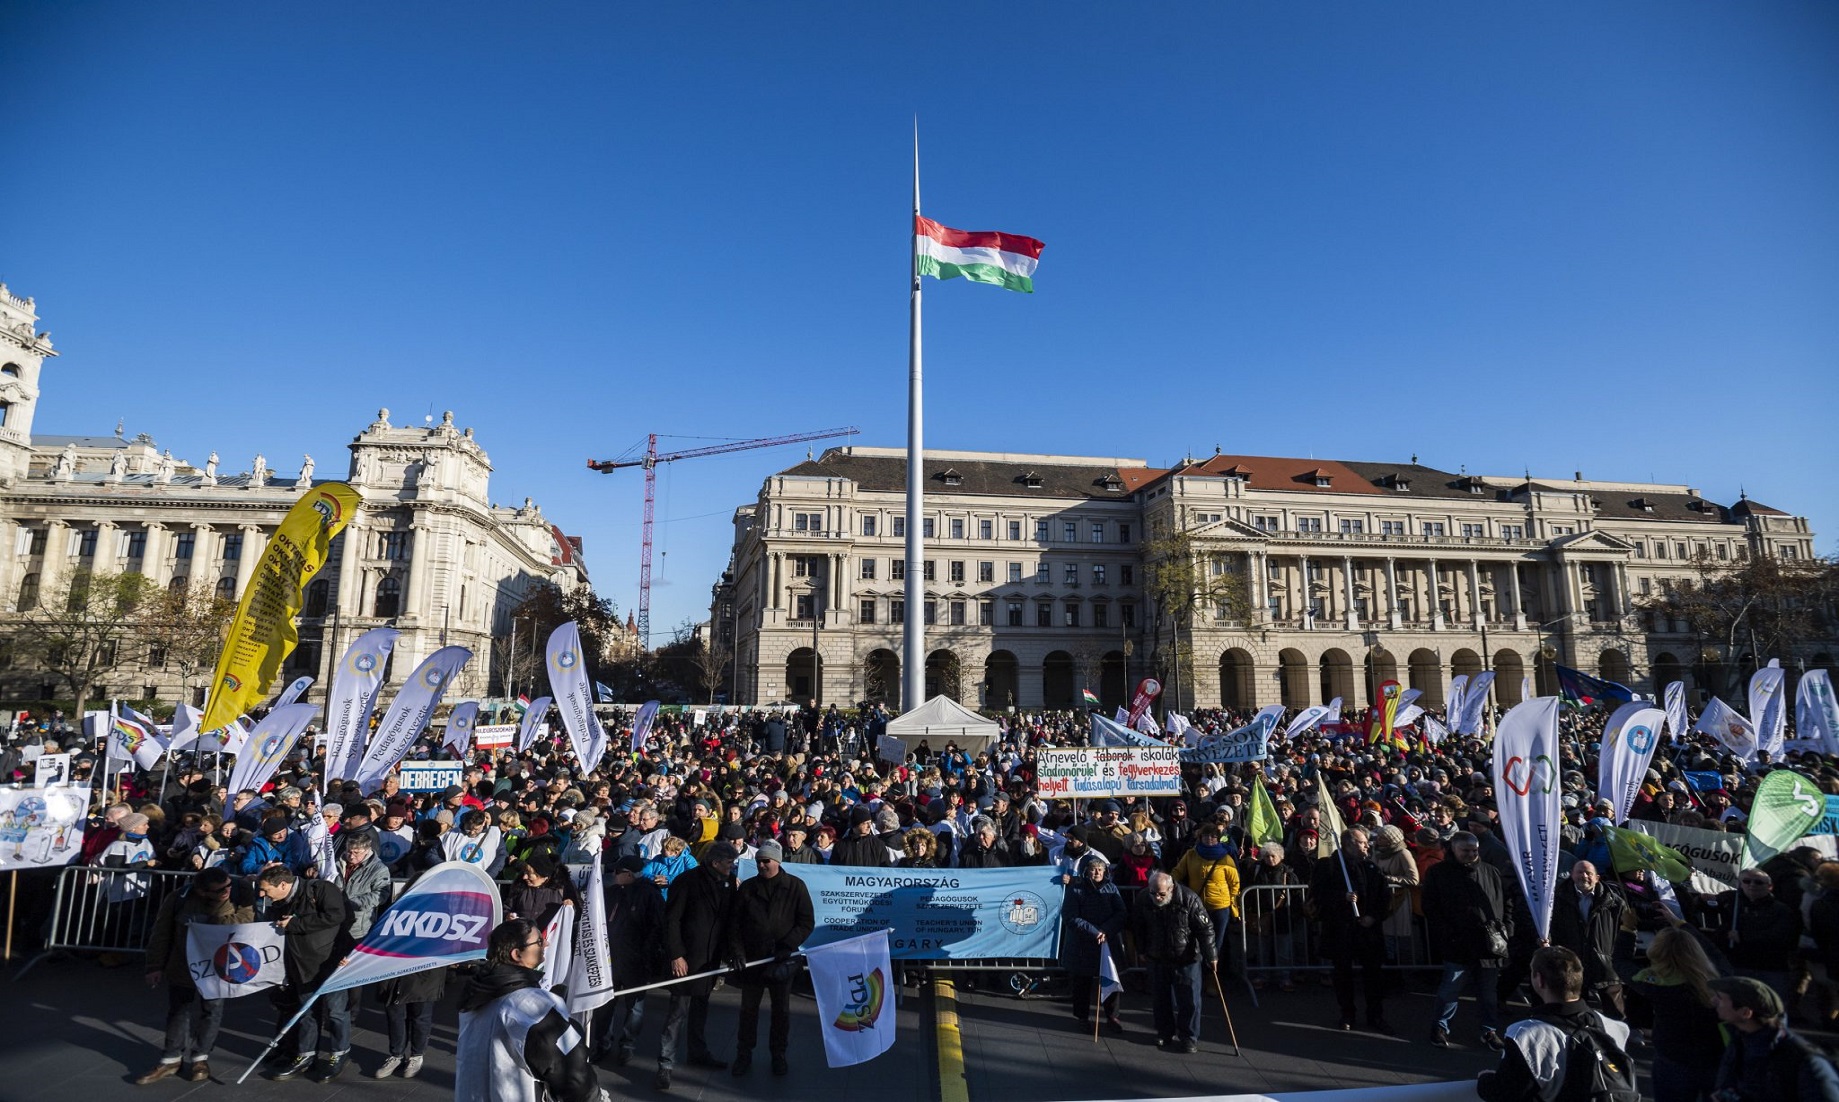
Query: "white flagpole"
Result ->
[[903, 120, 926, 712]]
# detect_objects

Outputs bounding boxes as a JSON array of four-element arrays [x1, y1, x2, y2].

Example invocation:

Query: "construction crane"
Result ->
[[589, 426, 860, 648]]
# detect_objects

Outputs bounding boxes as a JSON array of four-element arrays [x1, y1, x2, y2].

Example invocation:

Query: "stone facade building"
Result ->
[[718, 444, 1823, 712], [0, 282, 587, 709]]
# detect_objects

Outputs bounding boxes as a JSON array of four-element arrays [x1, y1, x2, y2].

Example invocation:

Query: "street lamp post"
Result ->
[[806, 578, 823, 708]]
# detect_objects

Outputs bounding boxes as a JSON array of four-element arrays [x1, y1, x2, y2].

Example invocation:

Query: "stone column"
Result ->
[[142, 523, 170, 588], [1429, 560, 1444, 630], [403, 517, 432, 622], [231, 524, 260, 600], [95, 520, 120, 573], [1613, 563, 1631, 620], [1343, 556, 1358, 630], [1298, 555, 1312, 628], [1509, 563, 1527, 630], [1249, 551, 1266, 623], [1018, 662, 1045, 709], [1468, 560, 1483, 628], [334, 514, 365, 619], [770, 553, 782, 610], [1385, 557, 1401, 628], [189, 524, 216, 589]]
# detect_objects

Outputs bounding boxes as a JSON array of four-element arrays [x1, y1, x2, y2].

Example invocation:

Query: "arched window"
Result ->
[[304, 579, 329, 617], [0, 364, 19, 377], [16, 572, 39, 612], [214, 576, 236, 601], [168, 575, 189, 593], [374, 575, 401, 618]]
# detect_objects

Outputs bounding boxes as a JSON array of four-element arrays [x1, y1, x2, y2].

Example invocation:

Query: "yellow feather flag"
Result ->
[[199, 482, 360, 732]]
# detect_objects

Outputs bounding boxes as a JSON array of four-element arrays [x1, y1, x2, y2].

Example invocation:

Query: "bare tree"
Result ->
[[1141, 527, 1251, 712], [694, 631, 732, 705], [139, 581, 236, 707], [8, 567, 157, 718]]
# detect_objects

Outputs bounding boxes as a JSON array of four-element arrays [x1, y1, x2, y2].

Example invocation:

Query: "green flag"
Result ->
[[1604, 824, 1692, 883], [1248, 777, 1283, 848], [1744, 768, 1825, 868]]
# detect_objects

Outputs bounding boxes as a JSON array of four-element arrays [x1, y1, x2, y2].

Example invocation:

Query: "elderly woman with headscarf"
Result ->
[[1062, 852, 1129, 1032], [1371, 824, 1421, 965]]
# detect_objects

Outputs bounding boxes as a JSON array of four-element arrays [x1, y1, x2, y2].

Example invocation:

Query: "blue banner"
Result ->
[[738, 862, 1064, 960], [1812, 795, 1839, 837], [1684, 770, 1724, 793]]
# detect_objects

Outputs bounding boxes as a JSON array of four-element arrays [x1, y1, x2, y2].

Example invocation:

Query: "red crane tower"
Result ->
[[588, 426, 860, 648]]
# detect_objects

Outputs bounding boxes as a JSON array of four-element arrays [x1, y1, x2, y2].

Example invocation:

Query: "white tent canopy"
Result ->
[[879, 695, 1000, 761]]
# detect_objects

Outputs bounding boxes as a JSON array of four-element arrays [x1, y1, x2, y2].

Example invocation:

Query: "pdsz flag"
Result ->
[[187, 921, 286, 1000], [806, 929, 895, 1068]]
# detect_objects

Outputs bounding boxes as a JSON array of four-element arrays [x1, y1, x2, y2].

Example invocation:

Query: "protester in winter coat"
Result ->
[[370, 964, 447, 1081], [1171, 824, 1241, 966], [502, 851, 577, 928], [1241, 842, 1302, 991], [1475, 947, 1633, 1102], [726, 842, 815, 1078], [955, 817, 1011, 868], [455, 919, 605, 1102], [1709, 974, 1839, 1102], [1129, 871, 1216, 1053], [254, 866, 350, 1083], [591, 854, 666, 1067], [134, 868, 255, 1084], [1711, 867, 1804, 1009], [640, 835, 699, 899], [1422, 831, 1512, 1049], [900, 827, 942, 868], [656, 843, 737, 1087], [829, 806, 893, 867], [237, 813, 311, 876], [1308, 827, 1393, 1033], [1615, 915, 1727, 1102], [1370, 824, 1420, 965], [1547, 861, 1627, 1018], [1062, 853, 1128, 1029]]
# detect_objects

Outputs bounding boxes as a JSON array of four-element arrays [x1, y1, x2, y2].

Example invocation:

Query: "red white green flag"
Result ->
[[915, 216, 1044, 293], [1081, 689, 1101, 707]]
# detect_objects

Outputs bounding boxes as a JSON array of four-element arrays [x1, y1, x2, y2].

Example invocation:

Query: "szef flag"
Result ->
[[222, 704, 318, 817], [806, 928, 896, 1068], [629, 700, 661, 754], [443, 701, 480, 757], [547, 623, 604, 772], [915, 216, 1044, 293], [354, 646, 472, 793], [1494, 697, 1563, 940], [515, 695, 553, 752]]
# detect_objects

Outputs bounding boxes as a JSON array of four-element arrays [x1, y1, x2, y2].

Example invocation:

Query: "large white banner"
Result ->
[[1494, 697, 1562, 940], [323, 628, 400, 782], [355, 646, 472, 793], [807, 928, 896, 1068], [1750, 663, 1787, 757], [1797, 670, 1839, 757], [0, 785, 88, 871], [1456, 672, 1496, 735], [1596, 702, 1668, 824], [1037, 745, 1182, 799], [187, 920, 286, 1000], [1182, 705, 1283, 764], [1695, 697, 1757, 761], [222, 704, 318, 807], [566, 853, 615, 1016], [1664, 681, 1689, 744], [515, 695, 553, 752], [443, 701, 481, 757], [548, 623, 603, 772]]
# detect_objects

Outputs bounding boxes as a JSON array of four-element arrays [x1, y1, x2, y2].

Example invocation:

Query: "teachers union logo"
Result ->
[[1000, 891, 1047, 934], [832, 967, 886, 1032], [259, 733, 286, 759], [1625, 724, 1655, 754], [555, 649, 578, 671], [422, 667, 449, 690], [212, 941, 264, 985], [353, 652, 378, 673], [310, 491, 345, 530]]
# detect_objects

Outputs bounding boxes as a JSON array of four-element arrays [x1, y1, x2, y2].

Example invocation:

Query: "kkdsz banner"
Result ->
[[739, 862, 1063, 960], [1037, 746, 1181, 798], [316, 861, 502, 996]]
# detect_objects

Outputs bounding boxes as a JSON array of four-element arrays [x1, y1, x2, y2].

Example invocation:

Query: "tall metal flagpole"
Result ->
[[903, 123, 926, 711]]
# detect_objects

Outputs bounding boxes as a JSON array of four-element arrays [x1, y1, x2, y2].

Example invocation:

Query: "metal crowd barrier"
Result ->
[[1236, 882, 1440, 1007], [19, 864, 201, 976]]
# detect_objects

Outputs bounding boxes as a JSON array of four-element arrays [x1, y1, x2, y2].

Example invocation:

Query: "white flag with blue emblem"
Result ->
[[548, 623, 604, 772], [806, 928, 895, 1068], [188, 920, 286, 1000], [354, 646, 472, 793]]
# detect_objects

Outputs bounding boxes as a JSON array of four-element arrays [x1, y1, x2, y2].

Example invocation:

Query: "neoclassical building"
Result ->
[[0, 282, 588, 709], [717, 445, 1822, 713]]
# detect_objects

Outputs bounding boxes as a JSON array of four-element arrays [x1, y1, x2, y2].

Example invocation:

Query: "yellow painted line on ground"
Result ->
[[933, 976, 970, 1102]]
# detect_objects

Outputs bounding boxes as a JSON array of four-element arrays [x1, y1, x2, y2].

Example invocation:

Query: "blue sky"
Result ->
[[5, 2, 1836, 637]]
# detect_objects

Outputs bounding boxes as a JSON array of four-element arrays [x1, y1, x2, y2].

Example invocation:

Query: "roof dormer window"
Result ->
[[1632, 497, 1656, 513], [1022, 471, 1043, 489], [940, 468, 963, 487], [1390, 475, 1411, 492], [1100, 474, 1123, 492]]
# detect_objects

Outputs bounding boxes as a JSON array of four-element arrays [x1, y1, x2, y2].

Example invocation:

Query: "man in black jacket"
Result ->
[[1422, 831, 1512, 1050], [1547, 861, 1627, 1019], [255, 866, 349, 1082], [592, 854, 665, 1070], [727, 842, 816, 1078], [1307, 827, 1393, 1033], [658, 842, 736, 1087], [1713, 866, 1804, 1008], [829, 805, 892, 867], [1476, 947, 1633, 1102], [1130, 871, 1216, 1053]]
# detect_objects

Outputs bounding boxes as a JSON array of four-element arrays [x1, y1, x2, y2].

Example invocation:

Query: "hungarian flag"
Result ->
[[1081, 689, 1101, 707], [916, 217, 1044, 293], [514, 694, 531, 714]]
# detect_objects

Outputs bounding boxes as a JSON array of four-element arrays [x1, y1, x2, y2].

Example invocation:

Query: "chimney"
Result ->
[[1574, 471, 1582, 482]]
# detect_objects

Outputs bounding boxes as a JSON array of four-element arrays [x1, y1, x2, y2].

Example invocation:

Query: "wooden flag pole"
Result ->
[[1210, 963, 1242, 1057], [1092, 977, 1101, 1043]]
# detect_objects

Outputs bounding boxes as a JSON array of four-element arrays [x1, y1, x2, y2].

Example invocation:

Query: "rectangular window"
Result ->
[[1638, 578, 1651, 595], [1093, 603, 1109, 628], [1252, 515, 1278, 532], [979, 600, 994, 625], [792, 512, 823, 532], [861, 515, 877, 537], [380, 531, 408, 560], [1634, 544, 1647, 559], [1063, 521, 1078, 542], [1007, 601, 1023, 626], [1267, 596, 1284, 620], [1091, 522, 1105, 543], [1008, 520, 1022, 541], [1118, 523, 1131, 543], [1380, 521, 1406, 536], [922, 560, 936, 582], [1716, 544, 1729, 560], [891, 600, 905, 624], [1675, 542, 1688, 558], [1339, 519, 1364, 534], [892, 517, 905, 538], [1036, 562, 1050, 583], [924, 600, 937, 625], [978, 561, 995, 583], [220, 532, 243, 561], [860, 559, 876, 580], [979, 519, 993, 540], [1035, 520, 1050, 542], [1093, 564, 1107, 585], [1553, 525, 1575, 536], [1120, 603, 1136, 628], [1297, 517, 1322, 533], [1036, 603, 1053, 627], [1121, 565, 1134, 586], [1421, 522, 1446, 537], [1461, 523, 1486, 538], [174, 531, 194, 559], [950, 518, 964, 540], [949, 601, 966, 626], [1501, 524, 1524, 540], [1008, 562, 1023, 583], [1064, 603, 1079, 627], [27, 528, 47, 556], [1064, 563, 1079, 585], [76, 528, 99, 558], [791, 555, 811, 577], [794, 594, 815, 620], [923, 518, 935, 538], [125, 531, 147, 559], [858, 599, 876, 624], [1655, 541, 1668, 558], [949, 560, 965, 583], [891, 560, 906, 581]]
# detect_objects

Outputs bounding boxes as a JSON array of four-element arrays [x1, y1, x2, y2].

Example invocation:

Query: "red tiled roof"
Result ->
[[1149, 455, 1387, 495]]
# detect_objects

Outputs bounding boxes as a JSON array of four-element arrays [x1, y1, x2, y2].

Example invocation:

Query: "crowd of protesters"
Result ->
[[8, 690, 1839, 1100]]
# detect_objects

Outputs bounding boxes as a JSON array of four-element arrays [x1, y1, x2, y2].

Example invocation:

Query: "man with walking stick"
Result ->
[[1130, 871, 1216, 1053]]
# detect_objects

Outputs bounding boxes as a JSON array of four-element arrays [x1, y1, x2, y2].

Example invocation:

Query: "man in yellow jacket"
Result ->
[[1170, 823, 1241, 977]]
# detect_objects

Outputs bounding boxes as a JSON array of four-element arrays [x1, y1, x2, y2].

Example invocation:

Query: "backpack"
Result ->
[[1545, 1014, 1640, 1102]]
